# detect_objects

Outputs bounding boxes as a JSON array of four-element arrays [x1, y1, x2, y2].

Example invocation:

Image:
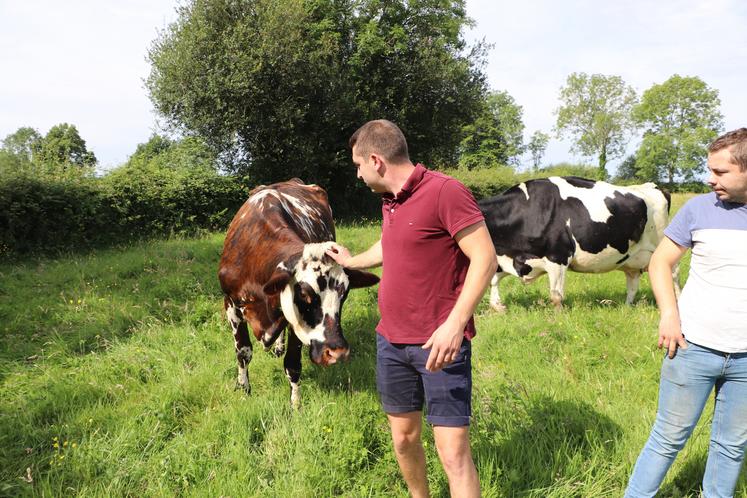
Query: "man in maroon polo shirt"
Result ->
[[326, 119, 497, 498]]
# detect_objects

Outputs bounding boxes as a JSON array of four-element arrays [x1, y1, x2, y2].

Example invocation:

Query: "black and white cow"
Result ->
[[218, 179, 379, 406], [479, 176, 674, 311]]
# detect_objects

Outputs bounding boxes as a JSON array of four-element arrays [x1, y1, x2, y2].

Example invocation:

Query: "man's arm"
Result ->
[[649, 236, 689, 358], [325, 239, 383, 270], [423, 221, 497, 372]]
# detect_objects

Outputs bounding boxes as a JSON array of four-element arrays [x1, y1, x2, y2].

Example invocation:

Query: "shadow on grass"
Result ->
[[473, 395, 622, 495]]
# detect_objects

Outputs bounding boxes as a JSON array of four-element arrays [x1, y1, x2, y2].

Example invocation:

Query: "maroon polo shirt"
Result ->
[[376, 164, 485, 344]]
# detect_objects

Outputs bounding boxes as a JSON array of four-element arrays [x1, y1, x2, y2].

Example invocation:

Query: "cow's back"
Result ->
[[479, 177, 670, 273], [218, 179, 336, 294], [479, 180, 574, 266]]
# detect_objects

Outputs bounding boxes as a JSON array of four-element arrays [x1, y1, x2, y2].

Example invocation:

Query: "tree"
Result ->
[[146, 0, 488, 211], [632, 75, 723, 183], [1, 127, 42, 162], [555, 72, 638, 179], [526, 130, 550, 171], [35, 123, 97, 169], [613, 154, 638, 181], [458, 90, 524, 169]]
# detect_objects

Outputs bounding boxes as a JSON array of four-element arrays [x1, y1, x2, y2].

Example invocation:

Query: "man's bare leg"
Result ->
[[433, 425, 480, 497], [387, 411, 430, 498]]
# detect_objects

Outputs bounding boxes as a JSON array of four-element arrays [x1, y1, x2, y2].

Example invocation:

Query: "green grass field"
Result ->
[[1, 193, 745, 497]]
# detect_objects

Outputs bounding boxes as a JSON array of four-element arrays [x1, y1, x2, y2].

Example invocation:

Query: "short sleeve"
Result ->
[[664, 200, 694, 248], [437, 180, 485, 237]]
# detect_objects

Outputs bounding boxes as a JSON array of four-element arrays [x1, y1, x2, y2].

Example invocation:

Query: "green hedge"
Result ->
[[0, 167, 249, 257], [443, 166, 519, 199], [444, 163, 606, 201]]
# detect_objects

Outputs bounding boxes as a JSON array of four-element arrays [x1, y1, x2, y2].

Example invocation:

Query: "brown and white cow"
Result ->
[[218, 179, 379, 406], [479, 176, 677, 311]]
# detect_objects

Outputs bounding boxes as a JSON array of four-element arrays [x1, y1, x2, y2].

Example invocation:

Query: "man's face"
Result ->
[[351, 145, 384, 193], [707, 148, 747, 203]]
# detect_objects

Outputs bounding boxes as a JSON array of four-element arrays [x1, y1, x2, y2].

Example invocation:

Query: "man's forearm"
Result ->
[[344, 239, 383, 270], [650, 255, 679, 318], [447, 252, 497, 329]]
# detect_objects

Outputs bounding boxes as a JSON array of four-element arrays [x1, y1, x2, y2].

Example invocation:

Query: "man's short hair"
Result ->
[[709, 128, 747, 172], [349, 120, 410, 163]]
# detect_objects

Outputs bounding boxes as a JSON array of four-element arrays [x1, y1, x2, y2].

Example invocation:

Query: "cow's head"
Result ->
[[262, 242, 379, 366]]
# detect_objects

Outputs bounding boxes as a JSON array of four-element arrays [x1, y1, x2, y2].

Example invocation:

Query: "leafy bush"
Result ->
[[0, 170, 114, 256], [443, 166, 519, 200], [0, 137, 250, 256], [100, 163, 248, 238], [527, 162, 605, 180]]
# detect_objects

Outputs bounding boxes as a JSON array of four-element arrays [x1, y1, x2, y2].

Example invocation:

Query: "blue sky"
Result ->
[[1, 0, 745, 174]]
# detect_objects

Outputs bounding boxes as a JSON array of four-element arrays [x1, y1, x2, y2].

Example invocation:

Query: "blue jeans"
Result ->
[[625, 341, 747, 498]]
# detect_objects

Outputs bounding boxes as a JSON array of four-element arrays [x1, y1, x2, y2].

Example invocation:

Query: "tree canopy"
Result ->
[[527, 130, 550, 171], [35, 123, 97, 169], [146, 0, 488, 210], [555, 72, 638, 179], [458, 90, 524, 169], [632, 75, 723, 183], [1, 124, 96, 176]]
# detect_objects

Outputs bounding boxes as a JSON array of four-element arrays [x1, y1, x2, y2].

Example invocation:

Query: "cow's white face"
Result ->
[[280, 243, 350, 360], [263, 242, 378, 366]]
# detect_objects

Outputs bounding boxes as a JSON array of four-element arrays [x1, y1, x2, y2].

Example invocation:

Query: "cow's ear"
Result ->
[[345, 269, 380, 289], [263, 269, 292, 296]]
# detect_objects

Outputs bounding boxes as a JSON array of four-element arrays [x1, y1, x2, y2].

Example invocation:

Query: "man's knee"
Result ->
[[391, 428, 422, 455], [437, 446, 473, 476], [433, 426, 474, 475]]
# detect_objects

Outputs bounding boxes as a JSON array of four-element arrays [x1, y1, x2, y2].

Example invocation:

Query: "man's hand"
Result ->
[[325, 242, 352, 267], [658, 313, 688, 359], [423, 318, 464, 372]]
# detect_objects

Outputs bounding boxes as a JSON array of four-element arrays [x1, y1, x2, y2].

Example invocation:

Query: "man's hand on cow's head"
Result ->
[[325, 243, 351, 267]]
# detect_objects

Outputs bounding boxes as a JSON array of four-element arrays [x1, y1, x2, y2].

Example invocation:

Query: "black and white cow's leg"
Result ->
[[227, 304, 253, 394], [272, 328, 286, 358], [284, 330, 303, 409], [624, 269, 642, 305], [489, 271, 509, 313], [546, 263, 567, 309]]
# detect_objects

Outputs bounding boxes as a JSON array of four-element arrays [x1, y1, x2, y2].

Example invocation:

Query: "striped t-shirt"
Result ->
[[665, 192, 747, 353]]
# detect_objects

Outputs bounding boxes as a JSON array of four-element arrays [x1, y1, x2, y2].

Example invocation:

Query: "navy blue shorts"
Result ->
[[376, 333, 472, 427]]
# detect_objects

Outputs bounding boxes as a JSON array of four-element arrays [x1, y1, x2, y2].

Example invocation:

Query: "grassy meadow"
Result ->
[[1, 193, 746, 497]]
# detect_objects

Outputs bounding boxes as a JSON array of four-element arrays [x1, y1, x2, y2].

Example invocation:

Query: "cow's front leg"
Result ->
[[284, 331, 303, 409], [623, 269, 642, 305], [489, 271, 508, 313], [546, 263, 567, 309], [272, 329, 286, 358], [227, 304, 253, 394]]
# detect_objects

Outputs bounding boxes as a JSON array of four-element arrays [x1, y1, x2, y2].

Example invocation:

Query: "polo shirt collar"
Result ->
[[384, 163, 427, 204]]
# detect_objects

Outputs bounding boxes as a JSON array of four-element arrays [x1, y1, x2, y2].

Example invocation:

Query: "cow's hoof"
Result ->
[[272, 345, 285, 358], [235, 382, 251, 395], [490, 303, 507, 314]]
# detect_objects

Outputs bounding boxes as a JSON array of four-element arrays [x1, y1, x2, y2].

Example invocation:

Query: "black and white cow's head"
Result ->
[[262, 242, 379, 366]]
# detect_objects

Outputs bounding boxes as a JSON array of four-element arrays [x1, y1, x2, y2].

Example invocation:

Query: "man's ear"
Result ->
[[371, 153, 385, 173], [345, 268, 380, 289]]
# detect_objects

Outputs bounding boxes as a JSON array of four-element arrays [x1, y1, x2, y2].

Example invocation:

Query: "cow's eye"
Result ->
[[296, 282, 317, 308], [301, 290, 313, 305]]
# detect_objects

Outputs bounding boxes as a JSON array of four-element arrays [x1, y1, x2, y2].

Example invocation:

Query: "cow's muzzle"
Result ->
[[309, 339, 350, 366]]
